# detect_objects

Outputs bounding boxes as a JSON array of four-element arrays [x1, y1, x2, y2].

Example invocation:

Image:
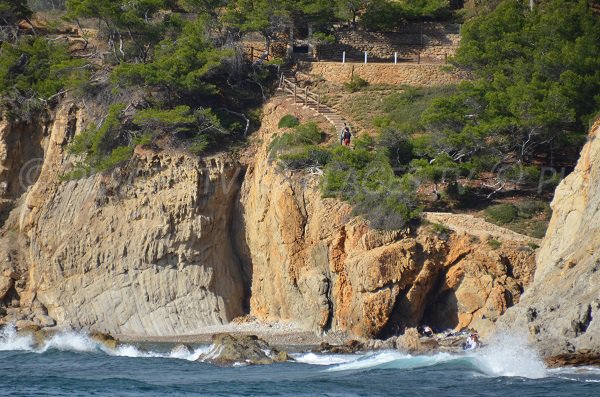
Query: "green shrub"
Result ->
[[269, 122, 324, 159], [278, 145, 332, 169], [488, 239, 502, 250], [96, 146, 134, 171], [530, 221, 549, 239], [133, 132, 154, 146], [484, 204, 518, 225], [516, 200, 549, 219], [344, 75, 369, 93], [278, 114, 300, 129], [431, 222, 450, 235], [188, 135, 211, 155], [528, 242, 540, 250]]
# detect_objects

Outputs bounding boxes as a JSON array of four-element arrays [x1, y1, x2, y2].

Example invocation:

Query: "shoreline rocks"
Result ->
[[198, 333, 292, 366]]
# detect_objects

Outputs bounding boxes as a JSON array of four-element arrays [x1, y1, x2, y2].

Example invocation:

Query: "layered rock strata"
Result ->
[[499, 121, 600, 358]]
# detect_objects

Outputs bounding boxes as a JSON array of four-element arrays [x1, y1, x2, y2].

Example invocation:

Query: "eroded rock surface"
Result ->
[[0, 102, 247, 336], [499, 121, 600, 359], [238, 100, 536, 338]]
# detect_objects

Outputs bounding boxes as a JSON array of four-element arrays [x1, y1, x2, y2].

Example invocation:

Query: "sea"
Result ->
[[0, 325, 599, 396]]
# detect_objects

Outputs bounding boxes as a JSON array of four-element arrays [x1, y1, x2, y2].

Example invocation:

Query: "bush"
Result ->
[[488, 239, 502, 249], [344, 75, 369, 93], [516, 200, 549, 219], [278, 114, 300, 129], [269, 122, 324, 159], [360, 0, 452, 31], [278, 145, 332, 170], [484, 204, 518, 225], [96, 146, 134, 171]]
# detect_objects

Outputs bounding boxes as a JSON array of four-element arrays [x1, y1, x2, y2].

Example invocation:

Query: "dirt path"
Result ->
[[423, 212, 541, 244]]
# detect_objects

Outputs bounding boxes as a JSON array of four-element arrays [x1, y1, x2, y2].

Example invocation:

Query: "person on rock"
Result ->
[[464, 333, 480, 350], [423, 325, 434, 337]]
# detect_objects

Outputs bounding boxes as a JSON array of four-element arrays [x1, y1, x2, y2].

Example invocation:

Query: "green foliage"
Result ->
[[322, 147, 420, 229], [377, 128, 413, 168], [269, 120, 420, 230], [112, 17, 232, 98], [361, 0, 451, 31], [0, 0, 32, 24], [488, 239, 502, 250], [65, 0, 180, 62], [484, 203, 518, 225], [374, 86, 456, 134], [344, 75, 369, 92], [269, 121, 324, 158], [425, 0, 600, 169], [431, 222, 450, 236], [68, 103, 129, 170], [278, 145, 332, 169], [97, 145, 134, 171], [278, 114, 300, 129], [0, 37, 89, 105]]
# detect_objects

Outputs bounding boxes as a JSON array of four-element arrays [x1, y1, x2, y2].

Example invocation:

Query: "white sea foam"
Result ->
[[293, 352, 357, 366], [469, 333, 547, 379], [326, 351, 457, 372], [39, 332, 98, 353], [0, 324, 34, 351]]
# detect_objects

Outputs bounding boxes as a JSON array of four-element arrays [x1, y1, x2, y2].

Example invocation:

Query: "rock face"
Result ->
[[238, 99, 536, 338], [499, 121, 600, 358], [0, 97, 536, 338], [0, 102, 247, 335]]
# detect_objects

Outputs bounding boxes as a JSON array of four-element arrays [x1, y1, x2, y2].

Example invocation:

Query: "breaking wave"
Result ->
[[2, 324, 598, 383]]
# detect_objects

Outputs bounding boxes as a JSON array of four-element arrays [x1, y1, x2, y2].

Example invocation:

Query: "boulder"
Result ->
[[198, 334, 289, 366], [89, 331, 120, 350], [170, 343, 193, 357], [313, 339, 365, 354], [16, 324, 47, 347]]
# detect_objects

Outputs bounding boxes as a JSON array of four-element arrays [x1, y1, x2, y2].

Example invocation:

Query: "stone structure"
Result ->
[[298, 61, 467, 87], [315, 23, 460, 62]]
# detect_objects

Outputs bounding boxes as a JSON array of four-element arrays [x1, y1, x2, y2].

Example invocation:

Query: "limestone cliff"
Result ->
[[0, 101, 247, 335], [499, 120, 600, 358], [0, 97, 537, 338], [237, 99, 536, 338]]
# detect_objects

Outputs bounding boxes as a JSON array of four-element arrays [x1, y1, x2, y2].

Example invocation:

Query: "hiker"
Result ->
[[340, 123, 352, 146]]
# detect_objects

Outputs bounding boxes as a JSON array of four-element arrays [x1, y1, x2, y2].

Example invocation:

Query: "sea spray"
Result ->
[[0, 324, 35, 351], [470, 332, 547, 378]]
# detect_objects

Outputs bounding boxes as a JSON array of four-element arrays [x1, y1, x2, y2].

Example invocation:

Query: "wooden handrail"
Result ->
[[278, 72, 323, 116]]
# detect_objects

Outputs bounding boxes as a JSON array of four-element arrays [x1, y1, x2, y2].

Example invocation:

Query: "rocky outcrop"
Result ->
[[238, 99, 535, 338], [0, 97, 536, 339], [499, 121, 600, 359], [0, 101, 248, 335], [199, 333, 289, 365]]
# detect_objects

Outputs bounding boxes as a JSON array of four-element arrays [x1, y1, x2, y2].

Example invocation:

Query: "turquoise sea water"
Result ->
[[1, 327, 599, 397]]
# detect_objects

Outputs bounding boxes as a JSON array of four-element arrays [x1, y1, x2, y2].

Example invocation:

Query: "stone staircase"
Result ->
[[278, 68, 349, 134]]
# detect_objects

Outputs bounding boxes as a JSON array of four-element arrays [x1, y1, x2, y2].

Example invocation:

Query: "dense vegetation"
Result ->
[[270, 0, 600, 230], [271, 119, 421, 229], [1, 0, 599, 231]]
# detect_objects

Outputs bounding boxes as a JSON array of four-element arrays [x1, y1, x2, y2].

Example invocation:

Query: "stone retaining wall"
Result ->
[[316, 24, 460, 62], [298, 62, 467, 87]]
